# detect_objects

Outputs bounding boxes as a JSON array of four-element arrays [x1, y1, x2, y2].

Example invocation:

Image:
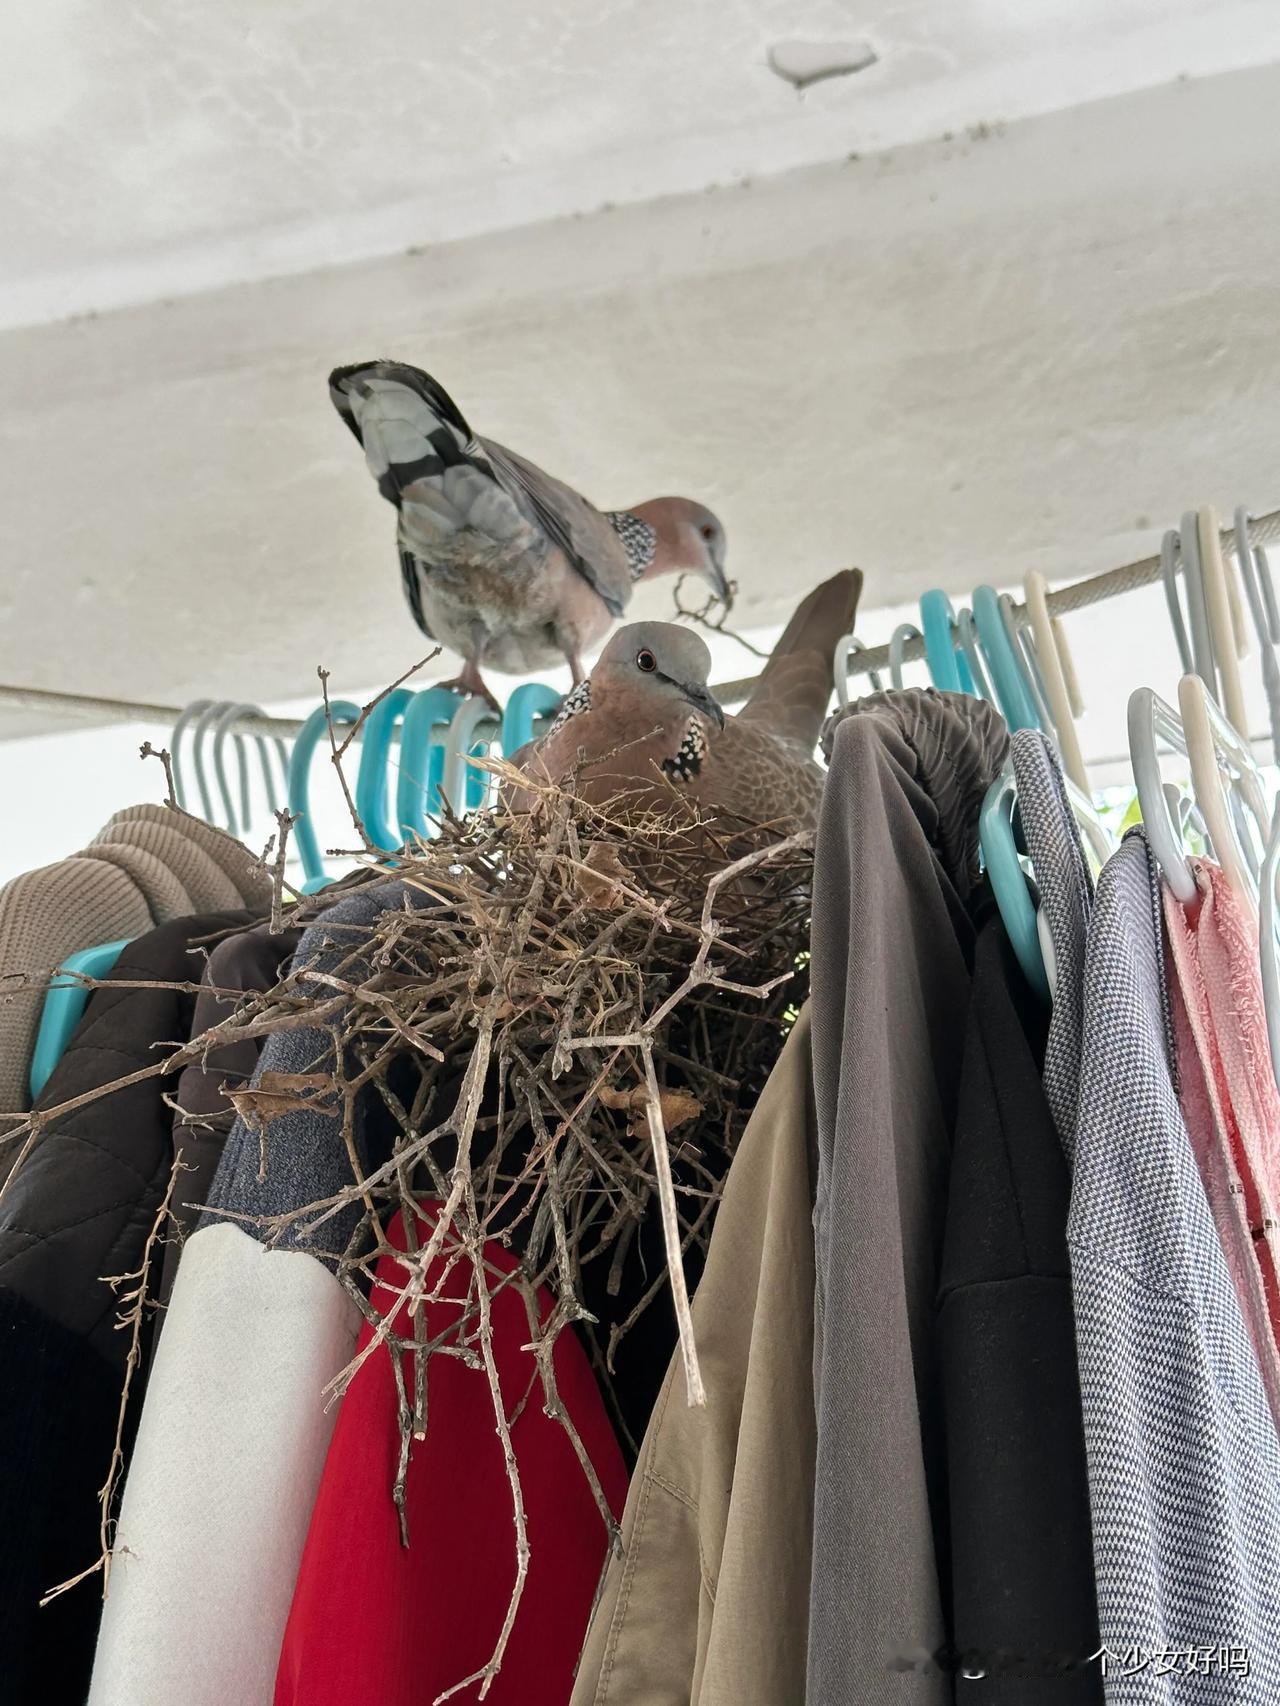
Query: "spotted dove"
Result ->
[[329, 360, 728, 702], [511, 569, 863, 833]]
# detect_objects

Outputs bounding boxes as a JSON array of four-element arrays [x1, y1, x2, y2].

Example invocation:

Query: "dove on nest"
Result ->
[[510, 569, 863, 834], [329, 360, 728, 705]]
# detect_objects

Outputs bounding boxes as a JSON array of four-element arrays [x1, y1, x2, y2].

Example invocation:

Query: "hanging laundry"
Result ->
[[573, 1009, 818, 1706], [0, 803, 270, 1126], [1163, 869, 1280, 1430], [0, 909, 261, 1706], [938, 908, 1101, 1701], [1021, 775, 1280, 1700], [276, 1207, 628, 1706], [807, 689, 1007, 1705], [87, 881, 413, 1706]]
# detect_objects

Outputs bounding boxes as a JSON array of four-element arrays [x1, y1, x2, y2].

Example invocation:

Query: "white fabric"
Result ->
[[88, 1222, 359, 1706]]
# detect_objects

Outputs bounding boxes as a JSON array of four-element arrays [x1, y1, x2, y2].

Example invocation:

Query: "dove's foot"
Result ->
[[438, 661, 502, 713]]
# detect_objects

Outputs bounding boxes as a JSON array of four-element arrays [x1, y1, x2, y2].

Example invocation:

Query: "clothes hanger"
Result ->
[[1160, 531, 1194, 674], [919, 589, 975, 693], [354, 687, 417, 855], [1196, 505, 1250, 736], [1232, 506, 1280, 768], [1178, 671, 1268, 915], [1128, 687, 1199, 904], [1129, 508, 1244, 904], [502, 683, 564, 755], [965, 584, 1103, 999], [1179, 510, 1219, 694], [888, 624, 922, 690], [28, 939, 133, 1102], [971, 586, 1040, 731], [212, 702, 284, 839], [191, 700, 243, 828], [834, 635, 884, 704], [979, 778, 1053, 1002], [954, 608, 997, 703], [1023, 571, 1090, 793], [287, 699, 361, 892], [1001, 593, 1059, 728], [442, 697, 500, 817], [169, 699, 216, 814], [1259, 800, 1280, 1095], [396, 687, 466, 843], [1236, 506, 1280, 648]]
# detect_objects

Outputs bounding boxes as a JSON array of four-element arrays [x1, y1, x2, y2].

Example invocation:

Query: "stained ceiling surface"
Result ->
[[2, 1, 1280, 740], [4, 0, 1279, 328]]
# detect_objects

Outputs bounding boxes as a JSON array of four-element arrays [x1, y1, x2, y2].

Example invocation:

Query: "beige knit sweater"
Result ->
[[0, 804, 271, 1126]]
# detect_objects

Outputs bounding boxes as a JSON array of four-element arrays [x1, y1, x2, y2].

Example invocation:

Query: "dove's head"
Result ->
[[624, 499, 728, 602], [593, 622, 726, 734]]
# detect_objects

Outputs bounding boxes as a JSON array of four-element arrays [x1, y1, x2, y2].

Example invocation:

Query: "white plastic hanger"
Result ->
[[1128, 686, 1199, 904], [1178, 671, 1268, 917], [1259, 801, 1280, 1093], [834, 635, 884, 704], [888, 624, 921, 690], [1196, 505, 1250, 736], [1023, 571, 1089, 793]]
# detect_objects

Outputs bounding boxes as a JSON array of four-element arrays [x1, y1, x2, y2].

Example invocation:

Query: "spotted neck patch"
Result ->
[[547, 677, 592, 735], [604, 511, 658, 580], [660, 716, 709, 785]]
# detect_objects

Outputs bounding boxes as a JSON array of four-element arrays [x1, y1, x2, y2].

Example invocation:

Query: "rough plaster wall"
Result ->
[[2, 66, 1280, 738], [4, 0, 1279, 328]]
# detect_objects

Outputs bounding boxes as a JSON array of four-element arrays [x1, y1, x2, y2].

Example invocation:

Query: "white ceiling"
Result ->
[[4, 0, 1280, 330], [3, 3, 1280, 743]]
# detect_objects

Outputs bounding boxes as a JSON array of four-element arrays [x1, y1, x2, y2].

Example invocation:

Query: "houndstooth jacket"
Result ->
[[1016, 732, 1280, 1706]]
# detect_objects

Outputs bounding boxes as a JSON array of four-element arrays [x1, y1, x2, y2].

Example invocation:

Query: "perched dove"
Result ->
[[329, 361, 728, 703], [511, 569, 863, 833]]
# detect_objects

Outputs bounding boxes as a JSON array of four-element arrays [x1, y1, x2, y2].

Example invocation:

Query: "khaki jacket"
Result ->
[[572, 1007, 816, 1706]]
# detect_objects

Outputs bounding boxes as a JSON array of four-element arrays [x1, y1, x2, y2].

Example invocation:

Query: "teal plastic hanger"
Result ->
[[396, 687, 465, 842], [978, 778, 1051, 1003], [919, 590, 976, 693], [29, 939, 131, 1101], [503, 683, 563, 756], [288, 700, 361, 892], [354, 687, 416, 855], [972, 586, 1040, 731]]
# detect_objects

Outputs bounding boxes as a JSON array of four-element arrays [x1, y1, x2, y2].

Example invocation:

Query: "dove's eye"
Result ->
[[636, 649, 657, 673], [700, 524, 715, 542]]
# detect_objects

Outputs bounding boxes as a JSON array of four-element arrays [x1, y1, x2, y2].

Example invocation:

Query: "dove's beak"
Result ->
[[684, 683, 726, 731], [700, 550, 730, 605]]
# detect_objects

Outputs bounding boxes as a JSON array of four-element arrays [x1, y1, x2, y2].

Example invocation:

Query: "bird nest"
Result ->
[[232, 784, 813, 1694], [15, 764, 813, 1698]]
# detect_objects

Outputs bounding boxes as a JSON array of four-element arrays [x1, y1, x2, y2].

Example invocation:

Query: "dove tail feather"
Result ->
[[738, 569, 864, 749]]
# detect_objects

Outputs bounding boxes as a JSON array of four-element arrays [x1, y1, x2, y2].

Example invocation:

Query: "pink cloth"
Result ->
[[1164, 861, 1280, 1430]]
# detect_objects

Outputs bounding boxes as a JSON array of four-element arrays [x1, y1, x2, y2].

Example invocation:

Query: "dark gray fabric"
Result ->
[[161, 921, 303, 1304], [809, 690, 1008, 1705], [203, 881, 415, 1258]]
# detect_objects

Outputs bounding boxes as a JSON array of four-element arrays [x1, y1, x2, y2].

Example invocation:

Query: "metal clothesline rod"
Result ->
[[793, 503, 1280, 691], [3, 505, 1278, 731]]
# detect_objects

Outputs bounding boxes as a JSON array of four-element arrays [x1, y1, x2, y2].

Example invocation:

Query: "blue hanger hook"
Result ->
[[288, 700, 361, 891], [919, 590, 976, 694], [396, 687, 465, 843], [355, 687, 417, 854], [972, 586, 1040, 731]]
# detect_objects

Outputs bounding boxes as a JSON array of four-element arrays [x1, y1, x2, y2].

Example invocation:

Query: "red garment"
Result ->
[[275, 1210, 628, 1706]]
